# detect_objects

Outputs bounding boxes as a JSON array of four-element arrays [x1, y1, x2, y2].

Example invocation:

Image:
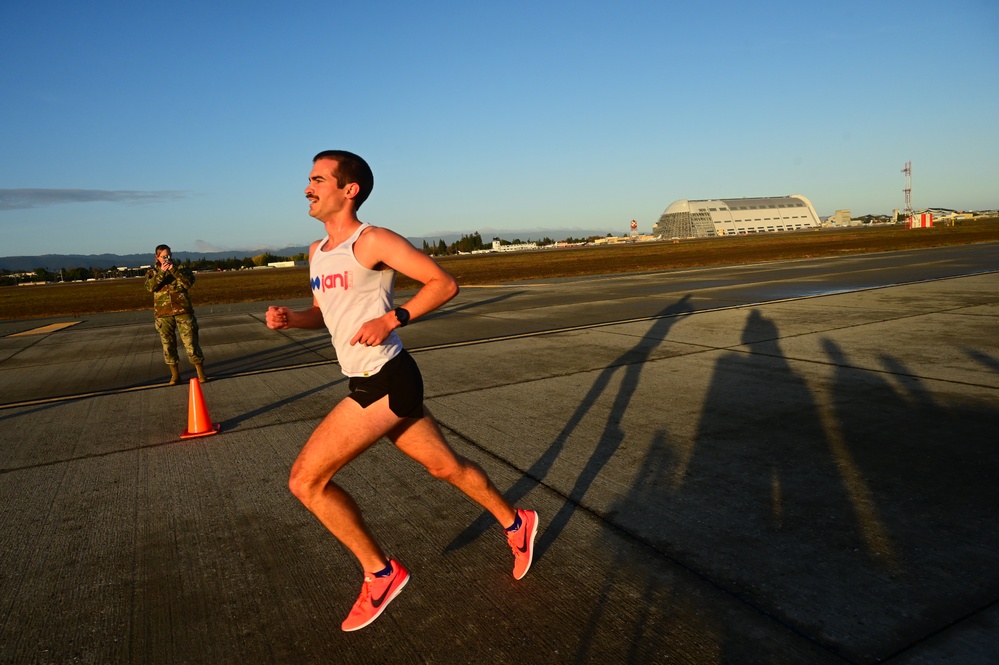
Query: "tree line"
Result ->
[[3, 229, 615, 286], [421, 231, 607, 255], [0, 252, 310, 286]]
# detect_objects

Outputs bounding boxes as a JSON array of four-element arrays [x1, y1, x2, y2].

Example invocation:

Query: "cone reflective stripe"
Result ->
[[181, 377, 220, 439]]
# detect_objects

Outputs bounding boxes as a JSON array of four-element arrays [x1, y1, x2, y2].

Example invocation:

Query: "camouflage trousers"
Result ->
[[154, 313, 204, 366]]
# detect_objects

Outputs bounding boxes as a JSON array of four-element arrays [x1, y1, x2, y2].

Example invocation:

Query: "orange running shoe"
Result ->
[[341, 559, 410, 632], [506, 509, 539, 580]]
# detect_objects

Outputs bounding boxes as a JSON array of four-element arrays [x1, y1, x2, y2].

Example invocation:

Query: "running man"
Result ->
[[266, 150, 539, 632]]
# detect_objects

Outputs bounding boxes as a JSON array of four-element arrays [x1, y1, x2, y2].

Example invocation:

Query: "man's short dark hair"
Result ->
[[313, 150, 374, 209], [155, 244, 171, 255]]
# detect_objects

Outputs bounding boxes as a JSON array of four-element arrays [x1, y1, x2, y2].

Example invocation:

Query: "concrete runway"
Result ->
[[1, 244, 998, 664]]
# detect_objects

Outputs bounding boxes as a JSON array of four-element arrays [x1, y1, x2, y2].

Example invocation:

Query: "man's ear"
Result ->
[[343, 182, 359, 200]]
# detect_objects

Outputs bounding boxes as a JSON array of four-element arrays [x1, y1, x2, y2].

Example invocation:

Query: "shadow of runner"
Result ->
[[444, 294, 694, 555], [562, 311, 852, 662], [220, 378, 346, 430], [419, 290, 527, 322], [962, 346, 999, 374], [799, 340, 999, 661], [570, 428, 839, 665], [573, 428, 713, 663], [610, 322, 999, 663], [206, 334, 334, 376]]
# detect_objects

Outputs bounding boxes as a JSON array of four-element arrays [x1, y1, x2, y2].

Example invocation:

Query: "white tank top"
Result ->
[[310, 223, 402, 377]]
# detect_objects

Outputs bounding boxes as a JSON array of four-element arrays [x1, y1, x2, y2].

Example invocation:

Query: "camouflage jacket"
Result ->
[[144, 266, 196, 317]]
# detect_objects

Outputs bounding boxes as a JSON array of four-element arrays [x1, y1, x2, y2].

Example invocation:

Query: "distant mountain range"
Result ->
[[0, 227, 618, 271]]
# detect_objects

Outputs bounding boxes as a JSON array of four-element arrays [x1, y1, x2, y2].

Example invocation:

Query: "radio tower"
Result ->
[[902, 161, 913, 225]]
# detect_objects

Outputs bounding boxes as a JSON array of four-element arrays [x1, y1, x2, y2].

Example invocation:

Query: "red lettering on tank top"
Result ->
[[312, 271, 352, 293]]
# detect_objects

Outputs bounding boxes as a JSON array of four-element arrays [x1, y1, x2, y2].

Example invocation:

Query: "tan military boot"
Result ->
[[168, 364, 181, 385], [195, 362, 208, 383]]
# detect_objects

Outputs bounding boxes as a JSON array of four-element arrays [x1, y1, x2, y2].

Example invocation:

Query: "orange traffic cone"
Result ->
[[181, 377, 221, 439]]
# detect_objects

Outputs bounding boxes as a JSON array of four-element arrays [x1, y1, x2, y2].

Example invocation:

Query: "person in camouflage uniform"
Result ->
[[145, 244, 208, 385]]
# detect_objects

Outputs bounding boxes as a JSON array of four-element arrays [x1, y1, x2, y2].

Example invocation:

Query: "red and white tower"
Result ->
[[902, 161, 913, 224]]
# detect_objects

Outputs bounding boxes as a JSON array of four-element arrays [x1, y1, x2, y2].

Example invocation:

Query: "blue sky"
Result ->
[[2, 0, 997, 257]]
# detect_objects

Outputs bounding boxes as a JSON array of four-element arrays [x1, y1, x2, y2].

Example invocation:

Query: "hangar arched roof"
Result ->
[[653, 195, 821, 238]]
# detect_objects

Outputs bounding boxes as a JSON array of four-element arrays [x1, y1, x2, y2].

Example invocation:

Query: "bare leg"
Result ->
[[288, 397, 404, 572], [389, 406, 517, 528]]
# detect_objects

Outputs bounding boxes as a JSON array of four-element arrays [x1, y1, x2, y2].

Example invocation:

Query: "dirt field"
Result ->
[[2, 219, 997, 321]]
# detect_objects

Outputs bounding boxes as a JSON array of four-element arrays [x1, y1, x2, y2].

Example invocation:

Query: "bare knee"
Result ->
[[426, 456, 478, 486], [288, 465, 329, 507], [287, 470, 310, 504]]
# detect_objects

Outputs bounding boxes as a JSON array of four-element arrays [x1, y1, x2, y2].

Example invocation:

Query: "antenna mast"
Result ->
[[902, 161, 913, 222]]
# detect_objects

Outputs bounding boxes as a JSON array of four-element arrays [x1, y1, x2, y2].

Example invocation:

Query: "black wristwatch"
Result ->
[[394, 307, 411, 327]]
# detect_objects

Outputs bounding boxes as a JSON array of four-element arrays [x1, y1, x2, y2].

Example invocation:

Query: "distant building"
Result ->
[[266, 260, 308, 268], [652, 195, 822, 239], [491, 240, 538, 252], [831, 209, 853, 226], [593, 234, 657, 244]]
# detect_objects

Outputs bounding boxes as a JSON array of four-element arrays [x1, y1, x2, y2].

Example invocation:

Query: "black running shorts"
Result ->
[[347, 349, 425, 419]]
